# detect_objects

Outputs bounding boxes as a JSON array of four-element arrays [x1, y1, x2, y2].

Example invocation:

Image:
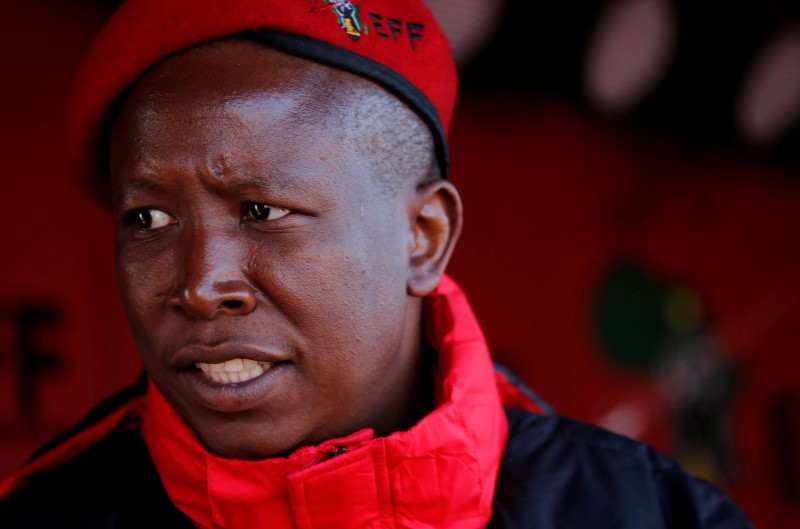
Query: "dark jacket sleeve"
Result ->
[[490, 409, 753, 529], [0, 427, 192, 529]]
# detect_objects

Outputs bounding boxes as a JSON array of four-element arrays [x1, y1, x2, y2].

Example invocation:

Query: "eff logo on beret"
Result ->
[[311, 0, 426, 49], [321, 0, 364, 41]]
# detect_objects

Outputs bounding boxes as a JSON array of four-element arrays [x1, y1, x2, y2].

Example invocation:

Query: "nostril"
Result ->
[[221, 300, 245, 310]]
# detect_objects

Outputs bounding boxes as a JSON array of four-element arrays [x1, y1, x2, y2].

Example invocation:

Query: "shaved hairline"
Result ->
[[238, 34, 441, 197]]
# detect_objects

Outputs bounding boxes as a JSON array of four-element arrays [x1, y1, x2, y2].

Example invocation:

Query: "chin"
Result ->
[[196, 418, 306, 460]]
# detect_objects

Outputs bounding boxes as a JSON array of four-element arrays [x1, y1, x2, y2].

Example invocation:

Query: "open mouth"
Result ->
[[195, 358, 273, 384]]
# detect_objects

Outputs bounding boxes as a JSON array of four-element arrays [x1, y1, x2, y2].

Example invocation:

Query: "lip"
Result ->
[[171, 342, 292, 370], [172, 343, 294, 413], [181, 362, 292, 413]]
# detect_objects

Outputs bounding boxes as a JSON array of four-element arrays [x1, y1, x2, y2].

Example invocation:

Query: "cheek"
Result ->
[[263, 211, 409, 350], [114, 241, 175, 342]]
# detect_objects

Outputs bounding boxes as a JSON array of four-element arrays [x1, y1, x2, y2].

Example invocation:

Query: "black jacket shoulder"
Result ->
[[490, 408, 753, 529], [0, 427, 192, 529], [0, 374, 192, 529]]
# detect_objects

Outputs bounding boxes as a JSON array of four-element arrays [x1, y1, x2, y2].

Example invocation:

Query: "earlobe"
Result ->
[[407, 180, 463, 297]]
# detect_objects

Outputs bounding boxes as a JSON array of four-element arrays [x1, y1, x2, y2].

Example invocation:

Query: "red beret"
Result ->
[[68, 0, 458, 204]]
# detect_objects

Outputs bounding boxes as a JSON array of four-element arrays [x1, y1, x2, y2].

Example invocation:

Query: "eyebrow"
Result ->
[[112, 167, 317, 205], [113, 179, 165, 204]]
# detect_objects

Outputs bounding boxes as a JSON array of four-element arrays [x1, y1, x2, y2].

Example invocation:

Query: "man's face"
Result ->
[[108, 40, 432, 458]]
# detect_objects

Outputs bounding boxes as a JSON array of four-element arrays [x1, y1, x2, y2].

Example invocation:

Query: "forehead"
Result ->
[[113, 38, 382, 141], [108, 38, 413, 196]]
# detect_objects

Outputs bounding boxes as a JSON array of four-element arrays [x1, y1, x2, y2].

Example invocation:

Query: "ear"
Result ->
[[407, 179, 463, 297]]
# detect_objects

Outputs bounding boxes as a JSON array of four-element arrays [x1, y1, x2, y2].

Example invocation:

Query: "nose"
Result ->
[[168, 226, 257, 319]]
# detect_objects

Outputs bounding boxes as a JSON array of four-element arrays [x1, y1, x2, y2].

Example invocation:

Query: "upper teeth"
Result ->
[[196, 358, 272, 384]]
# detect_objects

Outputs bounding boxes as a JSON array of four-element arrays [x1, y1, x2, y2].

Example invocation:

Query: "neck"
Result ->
[[384, 339, 436, 437], [366, 299, 434, 439]]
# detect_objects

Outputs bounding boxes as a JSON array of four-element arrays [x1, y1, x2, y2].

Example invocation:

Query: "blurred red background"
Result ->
[[1, 1, 799, 527]]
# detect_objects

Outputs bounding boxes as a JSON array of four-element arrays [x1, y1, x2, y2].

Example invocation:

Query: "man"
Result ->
[[0, 0, 752, 527]]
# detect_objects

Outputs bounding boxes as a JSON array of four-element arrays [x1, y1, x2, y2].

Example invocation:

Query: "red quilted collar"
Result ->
[[141, 275, 508, 529]]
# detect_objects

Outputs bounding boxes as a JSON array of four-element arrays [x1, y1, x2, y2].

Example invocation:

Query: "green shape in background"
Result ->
[[592, 260, 673, 373]]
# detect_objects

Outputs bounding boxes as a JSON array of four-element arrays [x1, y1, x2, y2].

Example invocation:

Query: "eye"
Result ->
[[244, 202, 291, 222], [124, 208, 176, 230]]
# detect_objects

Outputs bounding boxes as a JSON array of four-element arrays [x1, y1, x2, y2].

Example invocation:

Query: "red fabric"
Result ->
[[141, 274, 509, 529], [494, 371, 548, 414], [67, 0, 457, 204]]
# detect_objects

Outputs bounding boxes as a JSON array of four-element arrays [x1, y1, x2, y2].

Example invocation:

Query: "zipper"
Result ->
[[299, 445, 347, 471]]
